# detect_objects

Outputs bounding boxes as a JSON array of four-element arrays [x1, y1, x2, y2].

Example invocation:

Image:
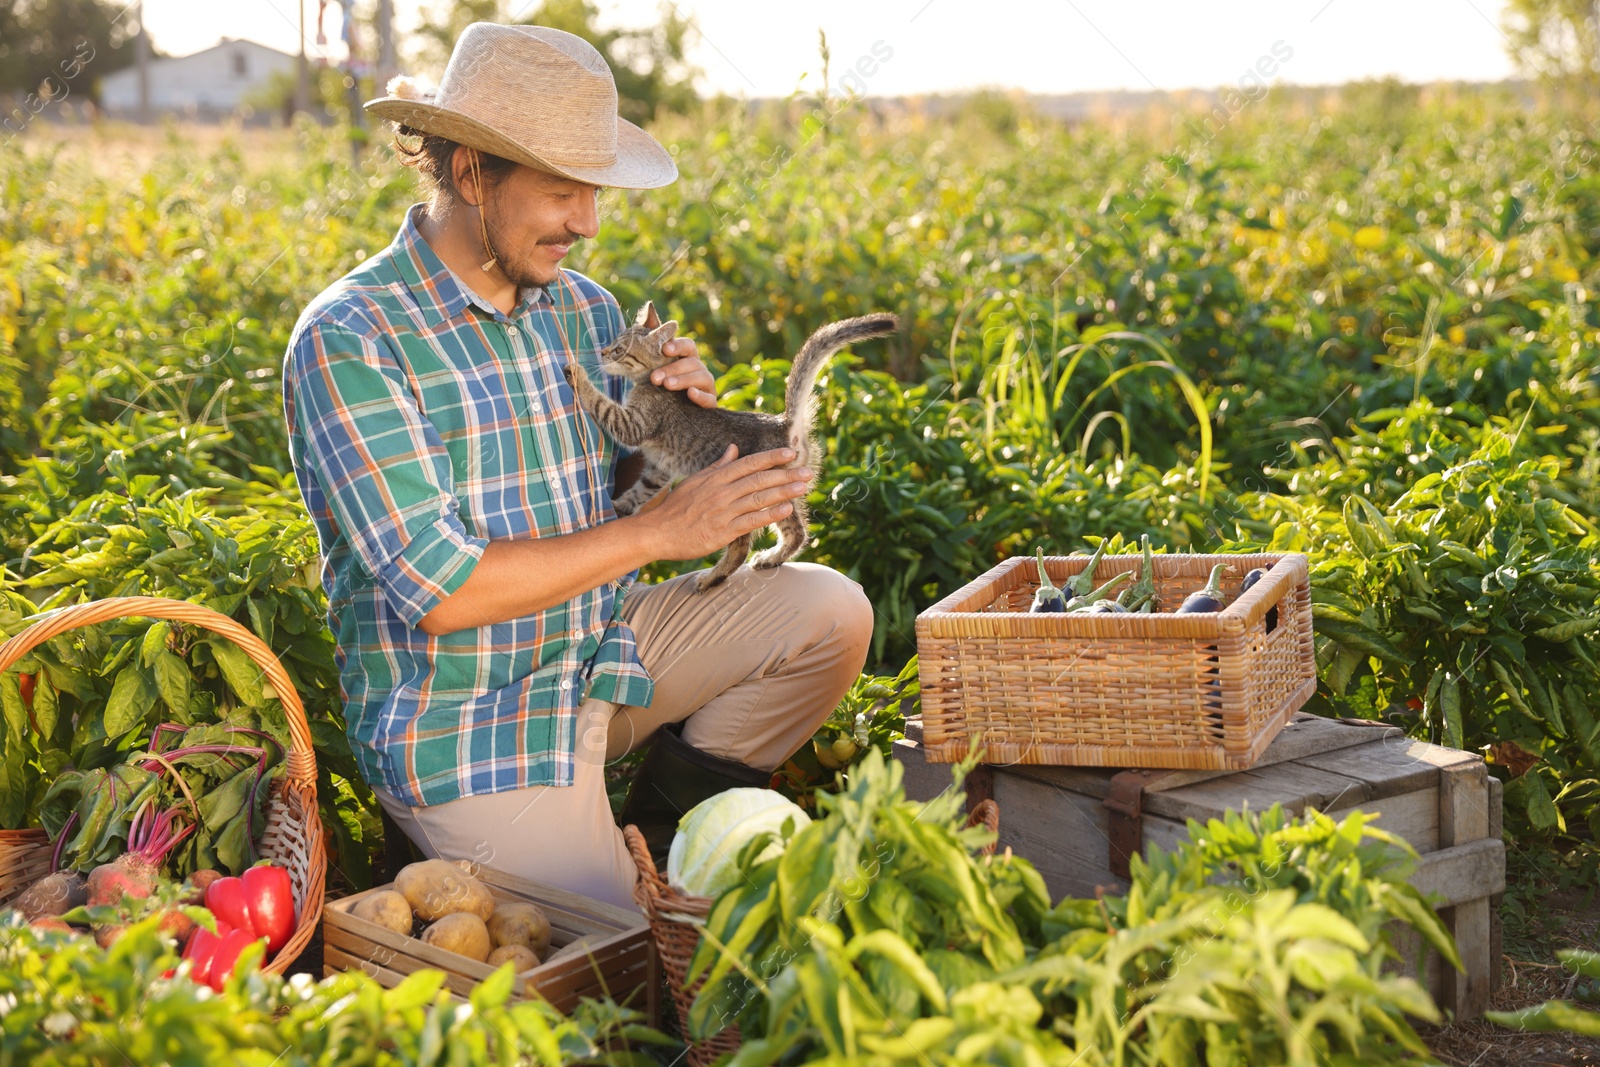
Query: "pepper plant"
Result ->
[[1231, 415, 1600, 837], [0, 911, 666, 1065], [0, 467, 379, 891], [692, 750, 1458, 1067]]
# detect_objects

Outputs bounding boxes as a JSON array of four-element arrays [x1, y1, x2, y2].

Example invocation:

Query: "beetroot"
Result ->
[[94, 923, 125, 949], [159, 908, 196, 947], [183, 869, 223, 904], [30, 917, 75, 935], [85, 800, 195, 908]]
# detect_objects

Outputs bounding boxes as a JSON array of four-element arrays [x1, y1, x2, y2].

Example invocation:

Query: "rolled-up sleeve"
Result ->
[[286, 317, 487, 627]]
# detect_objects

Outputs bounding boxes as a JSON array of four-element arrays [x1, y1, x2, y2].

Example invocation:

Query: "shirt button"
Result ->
[[506, 325, 520, 338], [529, 401, 541, 414], [559, 677, 573, 690]]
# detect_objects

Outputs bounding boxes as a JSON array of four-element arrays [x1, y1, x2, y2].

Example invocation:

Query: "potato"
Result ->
[[351, 890, 414, 935], [420, 913, 490, 962], [486, 943, 540, 971], [394, 860, 495, 922], [486, 901, 551, 955], [16, 871, 87, 921]]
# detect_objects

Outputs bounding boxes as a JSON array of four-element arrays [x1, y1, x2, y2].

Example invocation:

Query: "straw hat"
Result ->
[[365, 22, 677, 189]]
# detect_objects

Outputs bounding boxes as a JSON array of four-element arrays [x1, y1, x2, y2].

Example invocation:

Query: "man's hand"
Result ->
[[639, 445, 810, 560], [652, 336, 717, 409]]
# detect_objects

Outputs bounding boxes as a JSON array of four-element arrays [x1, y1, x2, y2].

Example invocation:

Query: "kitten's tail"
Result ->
[[784, 313, 899, 452]]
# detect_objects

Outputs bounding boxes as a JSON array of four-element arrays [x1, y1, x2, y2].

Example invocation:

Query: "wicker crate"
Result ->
[[321, 861, 654, 1016], [915, 551, 1316, 770]]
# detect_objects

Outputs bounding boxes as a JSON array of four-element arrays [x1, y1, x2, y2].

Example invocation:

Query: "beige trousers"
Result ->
[[371, 562, 872, 911]]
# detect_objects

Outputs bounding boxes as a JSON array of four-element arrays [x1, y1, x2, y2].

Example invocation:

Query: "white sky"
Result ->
[[141, 0, 1521, 97]]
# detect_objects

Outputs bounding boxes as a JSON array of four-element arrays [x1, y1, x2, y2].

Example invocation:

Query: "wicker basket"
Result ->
[[916, 552, 1316, 771], [0, 596, 327, 974], [625, 824, 742, 1067], [624, 799, 1001, 1067]]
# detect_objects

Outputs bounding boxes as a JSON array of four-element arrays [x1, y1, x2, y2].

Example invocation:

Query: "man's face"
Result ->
[[480, 161, 602, 290]]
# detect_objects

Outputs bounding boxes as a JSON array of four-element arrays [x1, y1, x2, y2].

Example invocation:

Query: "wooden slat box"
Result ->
[[893, 713, 1504, 1019], [323, 861, 655, 1018]]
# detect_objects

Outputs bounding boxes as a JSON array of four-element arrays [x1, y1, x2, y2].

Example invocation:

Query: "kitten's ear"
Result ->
[[651, 320, 679, 343], [637, 302, 661, 329]]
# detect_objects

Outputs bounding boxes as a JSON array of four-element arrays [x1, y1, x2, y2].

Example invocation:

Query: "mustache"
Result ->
[[538, 231, 584, 246]]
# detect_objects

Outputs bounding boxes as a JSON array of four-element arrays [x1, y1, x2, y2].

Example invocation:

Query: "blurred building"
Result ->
[[99, 38, 294, 119]]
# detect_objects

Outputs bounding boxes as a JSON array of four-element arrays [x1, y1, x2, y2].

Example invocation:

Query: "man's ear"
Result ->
[[651, 320, 679, 344], [453, 146, 485, 206], [637, 301, 661, 328]]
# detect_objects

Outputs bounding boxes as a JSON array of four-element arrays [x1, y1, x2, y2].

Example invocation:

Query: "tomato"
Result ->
[[18, 673, 35, 709], [830, 737, 861, 763]]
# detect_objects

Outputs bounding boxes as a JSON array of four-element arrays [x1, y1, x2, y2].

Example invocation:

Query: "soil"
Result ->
[[1425, 889, 1600, 1067]]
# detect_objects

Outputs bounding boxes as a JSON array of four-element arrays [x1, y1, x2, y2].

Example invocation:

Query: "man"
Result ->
[[282, 23, 872, 909]]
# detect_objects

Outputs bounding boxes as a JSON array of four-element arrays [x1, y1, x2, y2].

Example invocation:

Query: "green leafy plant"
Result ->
[[0, 910, 669, 1064], [1234, 416, 1600, 837], [689, 748, 1460, 1067], [688, 748, 1049, 1050], [1488, 949, 1600, 1037], [793, 656, 920, 785], [0, 470, 379, 891]]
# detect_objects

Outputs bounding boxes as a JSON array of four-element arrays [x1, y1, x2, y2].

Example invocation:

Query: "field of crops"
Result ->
[[2, 77, 1597, 954]]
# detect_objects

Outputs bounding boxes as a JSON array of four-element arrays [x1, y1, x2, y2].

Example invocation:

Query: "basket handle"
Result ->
[[0, 596, 318, 790], [623, 824, 667, 911], [1226, 553, 1308, 631], [966, 798, 1000, 856]]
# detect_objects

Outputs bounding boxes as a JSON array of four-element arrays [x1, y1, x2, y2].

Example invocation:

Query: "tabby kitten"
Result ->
[[566, 301, 898, 591]]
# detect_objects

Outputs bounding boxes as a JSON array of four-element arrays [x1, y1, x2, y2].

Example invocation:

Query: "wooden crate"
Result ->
[[915, 552, 1316, 771], [893, 713, 1504, 1019], [322, 861, 656, 1018]]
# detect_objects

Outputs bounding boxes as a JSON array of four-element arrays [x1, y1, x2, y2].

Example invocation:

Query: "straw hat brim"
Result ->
[[364, 96, 678, 190]]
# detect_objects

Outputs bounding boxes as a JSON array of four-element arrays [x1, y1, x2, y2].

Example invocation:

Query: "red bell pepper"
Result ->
[[203, 861, 296, 956], [18, 673, 35, 709], [205, 928, 260, 991], [181, 919, 232, 988], [179, 918, 264, 992]]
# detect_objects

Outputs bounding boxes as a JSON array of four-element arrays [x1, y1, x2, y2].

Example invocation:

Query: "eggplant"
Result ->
[[1181, 562, 1232, 713], [1066, 539, 1108, 599], [1176, 563, 1230, 613], [1239, 566, 1278, 630], [1124, 534, 1158, 613], [1030, 549, 1066, 612], [1065, 570, 1131, 611], [1083, 598, 1128, 614]]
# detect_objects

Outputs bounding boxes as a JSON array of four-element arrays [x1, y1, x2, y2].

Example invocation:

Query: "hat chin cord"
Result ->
[[469, 149, 500, 273]]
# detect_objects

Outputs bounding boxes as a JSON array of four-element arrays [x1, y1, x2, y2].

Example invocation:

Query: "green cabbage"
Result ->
[[666, 788, 810, 898]]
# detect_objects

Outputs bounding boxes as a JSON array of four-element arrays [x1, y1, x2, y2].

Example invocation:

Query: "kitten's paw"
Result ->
[[562, 362, 578, 385], [749, 549, 789, 570]]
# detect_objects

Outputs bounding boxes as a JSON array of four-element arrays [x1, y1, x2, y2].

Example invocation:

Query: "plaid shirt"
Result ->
[[283, 204, 655, 808]]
